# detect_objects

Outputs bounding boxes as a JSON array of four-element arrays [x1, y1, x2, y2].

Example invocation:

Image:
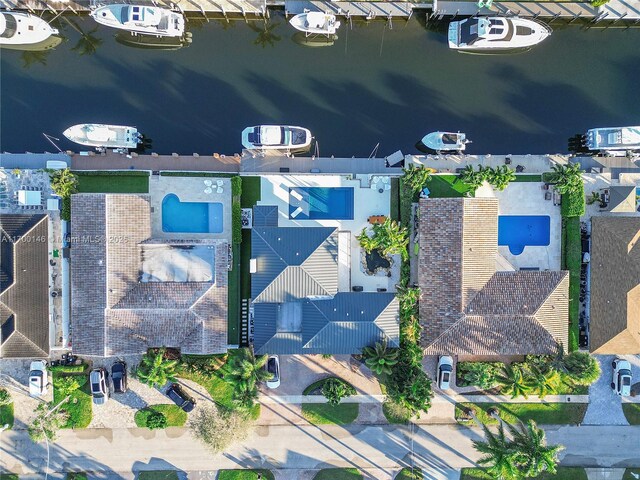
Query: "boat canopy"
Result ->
[[0, 13, 18, 39], [586, 127, 640, 151]]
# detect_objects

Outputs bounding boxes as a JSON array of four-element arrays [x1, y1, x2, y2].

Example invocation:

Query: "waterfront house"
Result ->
[[589, 216, 640, 354], [0, 214, 50, 358], [417, 198, 568, 356], [70, 194, 228, 356]]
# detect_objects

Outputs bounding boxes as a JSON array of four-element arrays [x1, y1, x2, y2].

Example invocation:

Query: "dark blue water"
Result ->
[[1, 14, 639, 157]]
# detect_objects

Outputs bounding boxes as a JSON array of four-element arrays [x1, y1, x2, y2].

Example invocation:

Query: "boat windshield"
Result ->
[[488, 19, 514, 42], [0, 14, 18, 39], [120, 6, 130, 23], [459, 19, 480, 45], [441, 133, 459, 145], [290, 128, 307, 145]]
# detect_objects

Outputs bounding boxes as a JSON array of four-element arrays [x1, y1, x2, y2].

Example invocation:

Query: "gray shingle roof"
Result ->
[[0, 214, 50, 358], [590, 216, 640, 353], [606, 186, 636, 213], [418, 198, 569, 356], [71, 194, 227, 357]]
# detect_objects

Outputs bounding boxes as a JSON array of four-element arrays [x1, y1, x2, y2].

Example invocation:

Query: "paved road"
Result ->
[[1, 424, 639, 478]]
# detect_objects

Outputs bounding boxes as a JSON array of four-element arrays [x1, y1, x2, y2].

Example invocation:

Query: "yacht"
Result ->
[[90, 4, 185, 37], [289, 12, 340, 36], [421, 132, 470, 153], [63, 124, 142, 149], [0, 11, 59, 48], [585, 126, 640, 153], [448, 17, 551, 53], [242, 125, 312, 152]]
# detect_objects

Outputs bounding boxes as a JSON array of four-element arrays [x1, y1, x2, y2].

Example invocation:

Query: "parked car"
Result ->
[[111, 361, 127, 394], [265, 355, 280, 389], [28, 360, 48, 397], [437, 355, 454, 390], [611, 358, 632, 396], [166, 383, 196, 412], [90, 368, 109, 405]]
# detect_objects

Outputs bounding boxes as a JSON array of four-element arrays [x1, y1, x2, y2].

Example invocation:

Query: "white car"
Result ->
[[29, 361, 49, 397], [265, 355, 280, 389], [437, 355, 454, 390], [611, 358, 632, 396]]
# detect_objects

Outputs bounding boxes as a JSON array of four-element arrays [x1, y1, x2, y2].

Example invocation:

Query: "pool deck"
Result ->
[[476, 182, 562, 271], [257, 174, 401, 293], [148, 174, 232, 242]]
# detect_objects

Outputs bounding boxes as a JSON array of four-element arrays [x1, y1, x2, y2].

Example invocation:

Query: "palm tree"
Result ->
[[564, 351, 601, 386], [402, 164, 432, 193], [495, 364, 532, 399], [371, 218, 409, 260], [49, 169, 78, 198], [548, 163, 583, 195], [472, 422, 519, 480], [249, 21, 282, 48], [362, 341, 399, 375], [548, 343, 569, 375], [356, 228, 379, 254], [226, 348, 271, 389], [507, 420, 564, 477], [526, 366, 557, 399], [489, 165, 517, 191], [136, 348, 178, 388], [232, 381, 259, 410], [458, 165, 484, 193]]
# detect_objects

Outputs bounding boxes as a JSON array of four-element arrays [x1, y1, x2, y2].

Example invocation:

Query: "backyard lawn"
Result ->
[[513, 174, 543, 182], [313, 468, 363, 480], [52, 364, 92, 429], [75, 171, 149, 193], [424, 175, 473, 197], [0, 402, 14, 429], [134, 404, 187, 428], [217, 470, 275, 480], [455, 402, 587, 426], [461, 467, 587, 480], [562, 217, 582, 351], [622, 403, 640, 425]]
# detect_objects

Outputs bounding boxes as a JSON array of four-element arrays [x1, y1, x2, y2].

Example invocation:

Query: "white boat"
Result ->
[[90, 4, 185, 37], [0, 11, 58, 48], [242, 125, 313, 152], [448, 17, 551, 53], [421, 131, 470, 152], [289, 11, 340, 36], [586, 126, 640, 153], [63, 124, 142, 149]]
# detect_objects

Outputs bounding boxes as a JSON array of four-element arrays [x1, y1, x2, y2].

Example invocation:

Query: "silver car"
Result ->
[[437, 355, 454, 390], [611, 358, 632, 397], [90, 368, 109, 405], [28, 361, 48, 397]]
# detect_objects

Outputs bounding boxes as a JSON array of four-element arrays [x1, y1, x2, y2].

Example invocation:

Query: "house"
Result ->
[[0, 214, 50, 358], [601, 186, 636, 213], [418, 198, 569, 356], [590, 216, 640, 354], [70, 194, 228, 356], [250, 225, 399, 354]]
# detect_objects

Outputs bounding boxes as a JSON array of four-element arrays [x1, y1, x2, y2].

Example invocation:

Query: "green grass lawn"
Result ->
[[563, 217, 582, 351], [240, 176, 261, 208], [395, 467, 422, 479], [382, 400, 411, 424], [313, 468, 363, 480], [52, 367, 92, 429], [134, 404, 187, 428], [227, 242, 240, 345], [75, 171, 149, 193], [425, 175, 473, 197], [513, 174, 543, 182], [622, 404, 640, 425], [217, 470, 275, 480], [136, 472, 180, 480], [461, 467, 587, 480], [0, 474, 19, 480], [624, 468, 640, 480], [0, 403, 14, 429], [455, 402, 587, 426], [67, 473, 88, 480], [302, 403, 359, 425]]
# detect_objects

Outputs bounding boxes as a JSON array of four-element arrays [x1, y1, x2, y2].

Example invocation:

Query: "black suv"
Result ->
[[111, 361, 128, 394], [166, 383, 196, 412]]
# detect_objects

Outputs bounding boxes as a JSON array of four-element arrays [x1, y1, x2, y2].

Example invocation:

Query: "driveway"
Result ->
[[0, 359, 51, 429], [583, 355, 638, 426]]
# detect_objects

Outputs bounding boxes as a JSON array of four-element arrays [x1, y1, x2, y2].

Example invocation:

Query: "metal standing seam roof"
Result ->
[[0, 214, 50, 358], [252, 205, 279, 227]]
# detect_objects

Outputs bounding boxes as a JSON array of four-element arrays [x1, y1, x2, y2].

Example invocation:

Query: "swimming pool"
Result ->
[[289, 187, 354, 220], [162, 194, 223, 233], [498, 215, 550, 255]]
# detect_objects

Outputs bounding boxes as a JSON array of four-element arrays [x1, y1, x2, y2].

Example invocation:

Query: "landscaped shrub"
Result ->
[[564, 352, 601, 385], [322, 378, 356, 406], [231, 176, 242, 197], [53, 375, 87, 396], [362, 341, 399, 375], [135, 348, 178, 388], [457, 362, 502, 390], [0, 389, 12, 406], [561, 187, 586, 218], [232, 200, 242, 244], [145, 411, 168, 430], [402, 165, 433, 194], [356, 218, 409, 260]]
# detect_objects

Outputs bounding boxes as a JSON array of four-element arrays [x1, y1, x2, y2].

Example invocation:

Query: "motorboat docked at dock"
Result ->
[[63, 124, 142, 149], [242, 125, 313, 152], [0, 11, 59, 48], [420, 131, 470, 153], [90, 4, 185, 37], [585, 126, 640, 153], [448, 17, 551, 53], [289, 11, 340, 36]]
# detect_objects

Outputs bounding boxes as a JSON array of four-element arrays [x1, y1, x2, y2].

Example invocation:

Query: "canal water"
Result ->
[[1, 14, 639, 157]]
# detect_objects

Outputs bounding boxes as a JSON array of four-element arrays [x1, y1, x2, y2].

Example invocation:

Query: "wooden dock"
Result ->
[[70, 151, 241, 172], [284, 0, 424, 18], [433, 0, 600, 18]]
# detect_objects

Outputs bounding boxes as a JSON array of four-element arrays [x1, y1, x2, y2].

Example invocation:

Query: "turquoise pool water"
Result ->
[[498, 215, 550, 256], [162, 194, 223, 233], [289, 187, 354, 220]]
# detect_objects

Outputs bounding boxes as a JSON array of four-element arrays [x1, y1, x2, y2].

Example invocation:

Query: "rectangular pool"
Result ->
[[162, 194, 223, 233], [498, 215, 550, 256], [289, 187, 354, 220]]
